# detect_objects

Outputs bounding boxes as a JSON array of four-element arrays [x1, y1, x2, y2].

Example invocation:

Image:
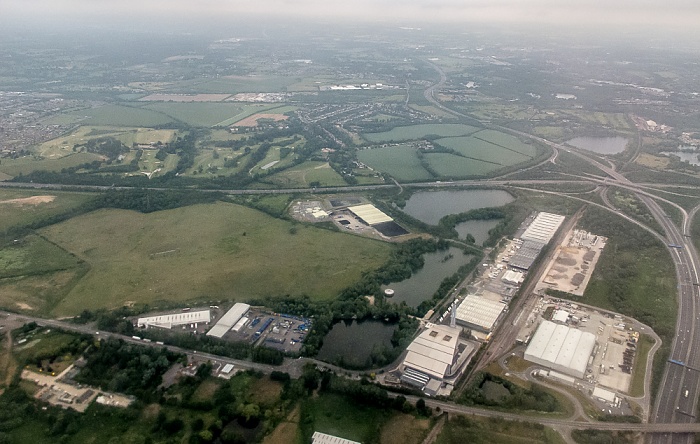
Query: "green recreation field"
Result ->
[[39, 201, 391, 316], [63, 104, 174, 127], [356, 145, 434, 181], [363, 123, 480, 143]]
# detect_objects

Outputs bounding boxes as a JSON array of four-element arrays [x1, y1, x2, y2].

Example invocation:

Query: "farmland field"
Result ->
[[356, 145, 433, 181], [434, 137, 531, 165], [143, 102, 277, 127], [424, 153, 500, 177], [62, 104, 174, 127], [171, 75, 299, 94], [363, 123, 480, 143], [40, 202, 391, 316], [264, 161, 347, 187]]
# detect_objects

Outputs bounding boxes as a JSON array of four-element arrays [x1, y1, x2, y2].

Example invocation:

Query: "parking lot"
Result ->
[[225, 308, 311, 354]]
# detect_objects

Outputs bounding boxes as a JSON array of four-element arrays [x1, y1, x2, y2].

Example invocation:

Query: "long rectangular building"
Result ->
[[206, 303, 250, 338], [137, 310, 210, 329], [347, 204, 393, 225]]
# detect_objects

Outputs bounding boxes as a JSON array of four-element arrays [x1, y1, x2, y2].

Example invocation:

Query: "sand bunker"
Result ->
[[0, 195, 55, 206]]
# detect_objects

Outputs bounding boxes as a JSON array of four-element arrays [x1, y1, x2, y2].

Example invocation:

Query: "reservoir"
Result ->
[[455, 219, 501, 245], [317, 319, 397, 367], [566, 136, 629, 155], [402, 189, 513, 225], [381, 246, 474, 307]]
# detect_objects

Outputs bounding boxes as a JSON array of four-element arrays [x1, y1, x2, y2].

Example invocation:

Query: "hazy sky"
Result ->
[[3, 0, 699, 30]]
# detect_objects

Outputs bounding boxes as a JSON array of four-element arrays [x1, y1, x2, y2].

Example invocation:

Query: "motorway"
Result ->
[[2, 63, 700, 441]]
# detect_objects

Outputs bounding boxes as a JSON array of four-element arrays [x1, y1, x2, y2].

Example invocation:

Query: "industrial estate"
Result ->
[[1, 17, 699, 444]]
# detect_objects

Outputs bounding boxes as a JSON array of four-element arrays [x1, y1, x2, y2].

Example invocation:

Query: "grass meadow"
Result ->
[[63, 104, 174, 127], [363, 123, 480, 143], [356, 145, 433, 181], [0, 153, 102, 178], [0, 234, 86, 313], [264, 161, 347, 187], [40, 201, 391, 316], [143, 102, 278, 127], [0, 189, 93, 233]]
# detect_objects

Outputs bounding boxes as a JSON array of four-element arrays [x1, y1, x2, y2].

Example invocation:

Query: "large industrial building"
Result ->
[[524, 320, 596, 379], [137, 310, 211, 329], [347, 204, 393, 225], [402, 324, 461, 381], [454, 294, 507, 333], [206, 303, 250, 338], [521, 212, 566, 243], [510, 212, 565, 271], [312, 432, 360, 444]]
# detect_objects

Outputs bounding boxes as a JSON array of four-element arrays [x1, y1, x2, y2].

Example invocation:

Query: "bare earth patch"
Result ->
[[0, 195, 56, 206], [15, 302, 33, 310], [233, 113, 289, 127]]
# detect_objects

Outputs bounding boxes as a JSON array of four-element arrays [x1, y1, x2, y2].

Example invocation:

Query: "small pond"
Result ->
[[317, 319, 397, 367]]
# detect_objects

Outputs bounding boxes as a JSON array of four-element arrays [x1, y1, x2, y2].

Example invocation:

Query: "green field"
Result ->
[[172, 76, 299, 94], [0, 235, 86, 313], [143, 102, 277, 127], [300, 393, 396, 443], [63, 104, 174, 127], [436, 415, 565, 444], [0, 189, 93, 233], [435, 137, 529, 164], [40, 202, 391, 316], [0, 152, 102, 178], [264, 161, 348, 187], [424, 153, 500, 177], [363, 123, 480, 143], [356, 145, 433, 181]]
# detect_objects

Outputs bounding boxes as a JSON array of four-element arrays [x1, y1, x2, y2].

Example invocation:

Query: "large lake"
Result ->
[[381, 246, 474, 307], [402, 189, 514, 225], [566, 136, 629, 155], [455, 219, 501, 245], [316, 319, 397, 367]]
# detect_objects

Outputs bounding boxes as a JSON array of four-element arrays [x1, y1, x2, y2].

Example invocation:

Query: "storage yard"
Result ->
[[519, 297, 646, 396], [536, 229, 607, 296]]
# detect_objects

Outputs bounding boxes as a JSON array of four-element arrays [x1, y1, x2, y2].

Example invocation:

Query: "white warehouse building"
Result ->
[[137, 310, 211, 329], [524, 320, 596, 379], [206, 303, 250, 338]]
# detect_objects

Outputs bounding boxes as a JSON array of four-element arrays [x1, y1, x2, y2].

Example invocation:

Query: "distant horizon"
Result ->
[[2, 0, 699, 37]]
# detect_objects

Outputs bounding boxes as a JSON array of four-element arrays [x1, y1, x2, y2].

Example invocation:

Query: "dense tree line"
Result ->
[[459, 373, 560, 412], [75, 337, 182, 399]]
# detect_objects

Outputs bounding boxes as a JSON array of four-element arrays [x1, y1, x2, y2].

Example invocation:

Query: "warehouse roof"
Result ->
[[312, 432, 361, 444], [403, 324, 461, 380], [207, 303, 250, 338], [347, 204, 393, 225], [455, 294, 506, 332], [521, 212, 565, 243], [509, 239, 546, 270], [137, 310, 211, 328], [524, 320, 596, 378]]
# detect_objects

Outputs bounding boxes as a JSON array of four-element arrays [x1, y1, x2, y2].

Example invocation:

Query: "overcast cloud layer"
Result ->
[[3, 0, 700, 29]]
